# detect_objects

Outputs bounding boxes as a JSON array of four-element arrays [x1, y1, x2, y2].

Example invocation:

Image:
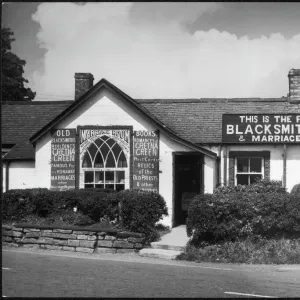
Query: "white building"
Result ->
[[2, 69, 300, 227]]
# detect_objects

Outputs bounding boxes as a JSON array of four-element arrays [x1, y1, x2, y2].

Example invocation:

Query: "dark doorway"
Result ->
[[173, 154, 203, 226]]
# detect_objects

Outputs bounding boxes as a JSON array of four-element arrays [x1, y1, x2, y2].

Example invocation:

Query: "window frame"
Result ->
[[82, 135, 128, 191], [234, 156, 264, 186]]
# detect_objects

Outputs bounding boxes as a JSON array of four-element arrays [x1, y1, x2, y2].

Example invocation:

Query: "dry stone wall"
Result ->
[[2, 224, 145, 254]]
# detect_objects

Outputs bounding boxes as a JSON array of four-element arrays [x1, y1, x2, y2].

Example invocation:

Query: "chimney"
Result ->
[[288, 69, 300, 103], [74, 73, 94, 100]]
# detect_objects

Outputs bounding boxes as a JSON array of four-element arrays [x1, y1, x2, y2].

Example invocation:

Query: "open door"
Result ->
[[173, 154, 203, 226]]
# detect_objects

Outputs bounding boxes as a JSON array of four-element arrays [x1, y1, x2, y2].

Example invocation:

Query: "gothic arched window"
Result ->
[[82, 135, 127, 191]]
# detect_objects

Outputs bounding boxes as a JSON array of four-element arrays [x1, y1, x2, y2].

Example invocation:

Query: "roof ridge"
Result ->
[[136, 98, 288, 103], [3, 100, 74, 105]]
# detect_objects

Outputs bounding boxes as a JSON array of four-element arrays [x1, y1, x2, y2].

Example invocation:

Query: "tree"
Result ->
[[1, 28, 36, 102]]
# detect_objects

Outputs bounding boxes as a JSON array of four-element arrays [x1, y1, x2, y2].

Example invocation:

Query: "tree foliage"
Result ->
[[1, 28, 36, 102]]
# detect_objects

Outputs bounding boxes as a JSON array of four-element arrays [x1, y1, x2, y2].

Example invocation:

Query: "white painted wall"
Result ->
[[2, 163, 6, 193], [35, 88, 197, 227], [8, 161, 36, 190], [286, 145, 300, 192], [208, 144, 300, 192], [204, 155, 216, 193]]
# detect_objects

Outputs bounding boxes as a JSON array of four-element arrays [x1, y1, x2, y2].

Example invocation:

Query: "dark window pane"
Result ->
[[101, 135, 109, 141], [106, 171, 114, 183], [95, 171, 104, 183], [112, 143, 122, 159], [106, 138, 116, 148], [100, 143, 109, 159], [116, 184, 125, 191], [94, 152, 104, 168], [85, 184, 94, 189], [237, 158, 248, 173], [116, 171, 125, 183], [82, 152, 92, 168], [250, 158, 262, 173], [106, 151, 116, 168], [85, 171, 94, 183], [95, 184, 104, 189], [237, 174, 249, 185], [88, 143, 98, 160], [105, 184, 114, 190], [250, 174, 262, 184], [118, 151, 127, 168], [95, 138, 104, 148]]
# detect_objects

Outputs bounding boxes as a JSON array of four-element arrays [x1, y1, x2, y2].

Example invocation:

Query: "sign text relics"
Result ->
[[133, 131, 159, 192]]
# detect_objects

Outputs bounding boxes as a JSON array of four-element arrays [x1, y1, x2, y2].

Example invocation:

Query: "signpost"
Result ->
[[222, 114, 300, 143], [51, 129, 76, 191], [132, 130, 159, 192]]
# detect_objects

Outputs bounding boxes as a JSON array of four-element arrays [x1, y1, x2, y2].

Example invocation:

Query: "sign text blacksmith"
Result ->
[[222, 114, 300, 143]]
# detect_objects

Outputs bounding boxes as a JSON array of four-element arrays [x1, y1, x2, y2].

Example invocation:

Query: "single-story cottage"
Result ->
[[2, 69, 300, 227]]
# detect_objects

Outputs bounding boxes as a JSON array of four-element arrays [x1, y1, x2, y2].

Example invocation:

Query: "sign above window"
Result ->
[[222, 114, 300, 143]]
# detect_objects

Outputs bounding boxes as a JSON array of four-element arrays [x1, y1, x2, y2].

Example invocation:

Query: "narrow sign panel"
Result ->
[[133, 131, 159, 192], [222, 114, 300, 143], [51, 129, 76, 191]]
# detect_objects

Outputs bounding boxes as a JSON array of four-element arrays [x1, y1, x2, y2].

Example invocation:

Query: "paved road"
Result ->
[[2, 248, 300, 298]]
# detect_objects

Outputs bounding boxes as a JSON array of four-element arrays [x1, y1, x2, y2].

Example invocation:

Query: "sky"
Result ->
[[2, 2, 300, 101]]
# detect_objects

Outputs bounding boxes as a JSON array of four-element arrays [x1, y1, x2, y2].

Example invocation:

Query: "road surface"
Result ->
[[2, 248, 300, 298]]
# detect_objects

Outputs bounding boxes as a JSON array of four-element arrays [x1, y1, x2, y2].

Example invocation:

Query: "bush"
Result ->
[[187, 180, 300, 245], [290, 183, 300, 196], [3, 188, 168, 240], [3, 188, 49, 221], [177, 237, 300, 264], [214, 179, 287, 195], [2, 188, 118, 224], [118, 189, 168, 244]]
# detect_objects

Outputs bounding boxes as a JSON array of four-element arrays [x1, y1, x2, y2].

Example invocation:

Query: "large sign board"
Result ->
[[222, 114, 300, 143], [133, 131, 159, 192], [51, 129, 76, 191]]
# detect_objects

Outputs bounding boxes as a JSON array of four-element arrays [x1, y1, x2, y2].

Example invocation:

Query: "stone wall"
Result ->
[[2, 224, 145, 254]]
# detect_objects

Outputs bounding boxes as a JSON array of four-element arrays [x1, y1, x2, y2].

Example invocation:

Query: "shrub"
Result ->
[[3, 188, 49, 221], [187, 180, 300, 245], [2, 188, 118, 224], [177, 237, 300, 264], [214, 179, 287, 195], [290, 183, 300, 197], [118, 189, 168, 243]]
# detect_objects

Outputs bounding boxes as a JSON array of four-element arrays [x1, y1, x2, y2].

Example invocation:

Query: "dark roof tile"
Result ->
[[2, 101, 73, 144], [137, 98, 300, 144]]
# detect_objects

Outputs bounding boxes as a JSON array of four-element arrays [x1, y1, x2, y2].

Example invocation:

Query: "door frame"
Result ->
[[172, 152, 204, 227]]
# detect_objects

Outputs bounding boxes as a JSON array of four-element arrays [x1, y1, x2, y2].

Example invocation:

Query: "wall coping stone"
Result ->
[[13, 224, 144, 238]]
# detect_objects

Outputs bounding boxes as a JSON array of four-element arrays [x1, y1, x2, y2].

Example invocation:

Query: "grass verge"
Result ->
[[177, 236, 300, 264]]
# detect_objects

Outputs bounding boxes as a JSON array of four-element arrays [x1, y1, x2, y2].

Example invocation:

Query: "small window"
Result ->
[[235, 157, 264, 186]]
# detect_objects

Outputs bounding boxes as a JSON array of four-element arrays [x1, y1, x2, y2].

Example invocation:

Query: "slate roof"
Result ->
[[2, 101, 73, 160], [137, 98, 300, 144], [2, 90, 300, 161]]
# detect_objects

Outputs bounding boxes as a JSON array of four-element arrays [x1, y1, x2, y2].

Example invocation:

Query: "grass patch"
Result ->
[[177, 236, 300, 264]]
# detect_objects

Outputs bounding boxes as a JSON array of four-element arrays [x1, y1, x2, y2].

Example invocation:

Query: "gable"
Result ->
[[29, 79, 217, 158]]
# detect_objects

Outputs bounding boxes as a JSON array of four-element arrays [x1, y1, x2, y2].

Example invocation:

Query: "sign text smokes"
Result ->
[[51, 129, 76, 191], [133, 131, 159, 192], [222, 114, 300, 143]]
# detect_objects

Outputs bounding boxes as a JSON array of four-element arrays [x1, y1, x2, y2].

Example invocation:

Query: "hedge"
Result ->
[[291, 183, 300, 197], [118, 189, 168, 243], [186, 180, 300, 245], [2, 188, 168, 243]]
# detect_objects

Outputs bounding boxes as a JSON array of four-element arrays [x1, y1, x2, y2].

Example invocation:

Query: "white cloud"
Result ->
[[31, 2, 300, 100]]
